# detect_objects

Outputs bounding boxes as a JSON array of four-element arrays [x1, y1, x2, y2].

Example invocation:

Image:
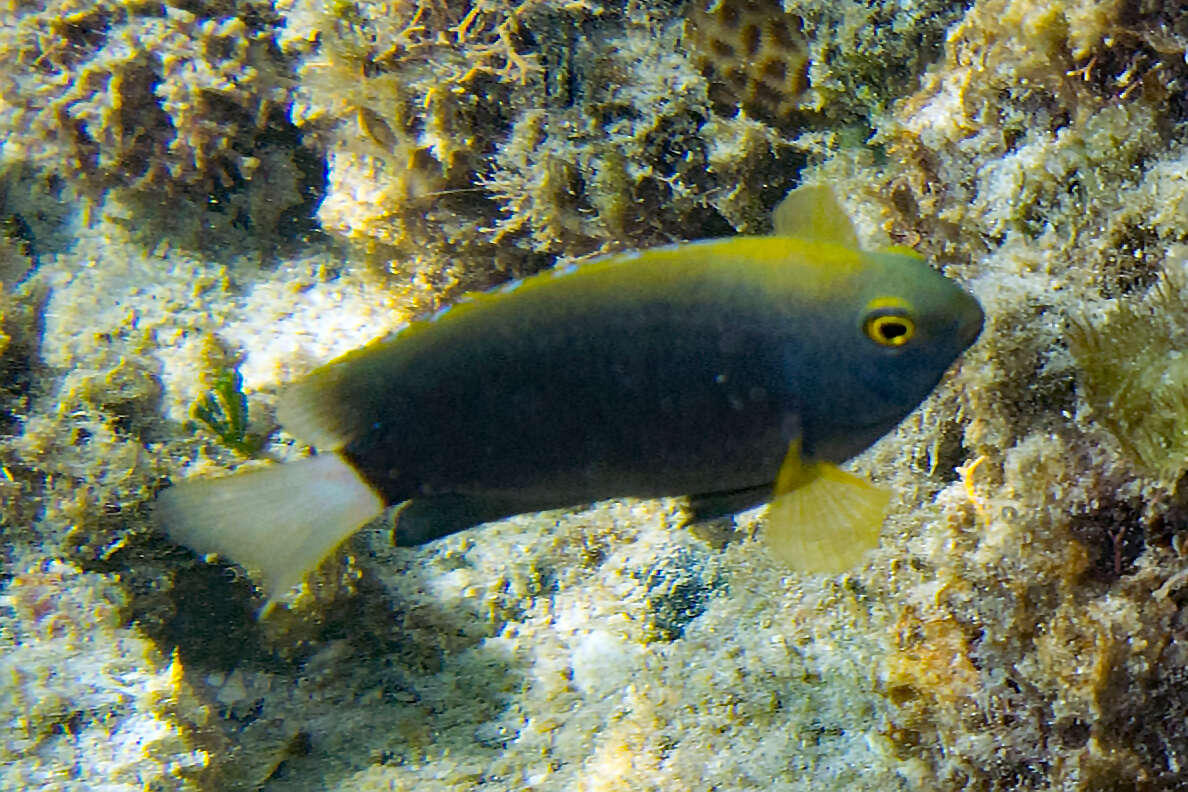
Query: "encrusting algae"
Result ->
[[155, 185, 982, 610]]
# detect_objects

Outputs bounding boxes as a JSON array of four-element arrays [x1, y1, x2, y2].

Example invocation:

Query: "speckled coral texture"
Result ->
[[4, 0, 1188, 789]]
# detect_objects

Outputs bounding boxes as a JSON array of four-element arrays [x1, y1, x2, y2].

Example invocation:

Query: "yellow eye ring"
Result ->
[[864, 311, 915, 347]]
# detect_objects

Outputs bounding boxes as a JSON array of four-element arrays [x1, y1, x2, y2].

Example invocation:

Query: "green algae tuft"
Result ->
[[1068, 264, 1188, 483], [189, 367, 263, 458]]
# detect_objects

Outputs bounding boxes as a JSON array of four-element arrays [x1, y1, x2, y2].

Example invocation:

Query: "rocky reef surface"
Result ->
[[3, 0, 1188, 789]]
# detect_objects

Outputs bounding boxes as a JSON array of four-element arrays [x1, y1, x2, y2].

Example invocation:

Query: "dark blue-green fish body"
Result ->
[[156, 186, 983, 608]]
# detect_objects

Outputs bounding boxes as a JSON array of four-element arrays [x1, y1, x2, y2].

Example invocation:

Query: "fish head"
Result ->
[[795, 247, 983, 458]]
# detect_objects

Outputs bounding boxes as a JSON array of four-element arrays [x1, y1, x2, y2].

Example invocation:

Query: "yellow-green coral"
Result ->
[[1068, 264, 1188, 483]]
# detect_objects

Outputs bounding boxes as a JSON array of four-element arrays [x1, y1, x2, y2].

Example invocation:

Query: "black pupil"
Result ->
[[880, 320, 908, 340]]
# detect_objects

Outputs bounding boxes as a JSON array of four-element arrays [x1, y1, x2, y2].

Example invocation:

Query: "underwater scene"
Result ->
[[3, 0, 1188, 789]]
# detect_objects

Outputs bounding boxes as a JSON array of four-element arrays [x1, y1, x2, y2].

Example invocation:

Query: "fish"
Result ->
[[154, 185, 983, 609]]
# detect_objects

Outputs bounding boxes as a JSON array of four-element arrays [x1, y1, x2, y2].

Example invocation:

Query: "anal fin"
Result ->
[[393, 494, 574, 546], [686, 484, 771, 524]]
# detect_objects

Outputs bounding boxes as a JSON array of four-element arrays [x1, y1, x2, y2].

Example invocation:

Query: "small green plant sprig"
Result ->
[[189, 367, 263, 457]]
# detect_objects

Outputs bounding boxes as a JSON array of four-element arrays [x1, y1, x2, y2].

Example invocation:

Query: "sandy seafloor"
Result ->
[[6, 0, 1188, 790]]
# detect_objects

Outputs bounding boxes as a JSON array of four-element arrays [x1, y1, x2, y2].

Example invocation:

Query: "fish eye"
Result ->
[[862, 300, 916, 347]]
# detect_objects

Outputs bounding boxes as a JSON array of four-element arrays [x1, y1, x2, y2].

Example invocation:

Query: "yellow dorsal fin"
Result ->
[[765, 440, 889, 573], [771, 184, 859, 248], [276, 373, 355, 450]]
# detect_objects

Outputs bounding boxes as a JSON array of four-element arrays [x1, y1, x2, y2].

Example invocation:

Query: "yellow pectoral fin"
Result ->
[[764, 462, 890, 574], [774, 437, 809, 494]]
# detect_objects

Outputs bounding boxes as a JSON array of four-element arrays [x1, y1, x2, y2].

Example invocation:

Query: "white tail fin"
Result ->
[[154, 454, 385, 612]]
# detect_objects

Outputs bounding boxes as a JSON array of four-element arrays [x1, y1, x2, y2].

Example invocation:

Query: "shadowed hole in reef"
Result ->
[[160, 560, 274, 670], [86, 530, 280, 672], [1067, 494, 1147, 585], [252, 110, 329, 243], [754, 147, 808, 229], [141, 548, 407, 672], [0, 283, 47, 435], [1095, 221, 1163, 299], [1053, 717, 1091, 749], [637, 547, 726, 642], [72, 509, 286, 672], [200, 107, 328, 243], [926, 414, 970, 485], [0, 335, 36, 433]]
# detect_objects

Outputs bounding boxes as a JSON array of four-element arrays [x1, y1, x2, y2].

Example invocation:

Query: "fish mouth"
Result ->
[[959, 292, 985, 346]]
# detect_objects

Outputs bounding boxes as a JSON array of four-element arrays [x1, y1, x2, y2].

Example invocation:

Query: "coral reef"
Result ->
[[1068, 263, 1188, 483], [0, 560, 214, 791], [688, 0, 966, 129], [279, 0, 965, 278], [277, 0, 537, 295], [0, 0, 312, 241], [0, 246, 37, 427], [686, 0, 812, 122], [841, 0, 1188, 787], [4, 0, 1188, 789]]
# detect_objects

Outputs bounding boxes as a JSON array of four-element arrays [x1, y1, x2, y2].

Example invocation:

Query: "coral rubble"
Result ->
[[0, 560, 213, 791]]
